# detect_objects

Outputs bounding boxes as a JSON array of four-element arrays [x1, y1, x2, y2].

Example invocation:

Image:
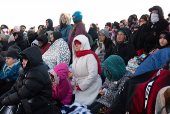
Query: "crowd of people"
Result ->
[[0, 5, 170, 114]]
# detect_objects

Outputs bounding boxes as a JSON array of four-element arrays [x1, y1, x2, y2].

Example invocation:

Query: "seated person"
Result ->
[[37, 34, 51, 54], [105, 28, 136, 65], [42, 32, 70, 69], [0, 47, 52, 113], [127, 30, 170, 74], [0, 50, 21, 96], [48, 63, 72, 109], [88, 55, 133, 114], [7, 32, 27, 51]]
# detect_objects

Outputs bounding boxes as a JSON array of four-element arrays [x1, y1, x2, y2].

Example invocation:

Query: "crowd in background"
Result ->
[[0, 5, 170, 114]]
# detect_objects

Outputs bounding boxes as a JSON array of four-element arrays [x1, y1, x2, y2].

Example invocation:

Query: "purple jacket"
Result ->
[[52, 63, 72, 105], [67, 23, 86, 51]]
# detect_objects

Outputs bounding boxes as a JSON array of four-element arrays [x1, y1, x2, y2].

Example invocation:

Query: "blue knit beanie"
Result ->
[[102, 55, 126, 81], [117, 29, 126, 35], [72, 11, 83, 22]]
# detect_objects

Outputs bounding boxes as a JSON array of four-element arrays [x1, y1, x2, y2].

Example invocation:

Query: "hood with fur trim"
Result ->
[[59, 13, 71, 25]]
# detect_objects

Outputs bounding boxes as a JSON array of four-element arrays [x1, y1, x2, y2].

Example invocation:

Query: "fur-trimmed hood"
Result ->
[[59, 13, 71, 25]]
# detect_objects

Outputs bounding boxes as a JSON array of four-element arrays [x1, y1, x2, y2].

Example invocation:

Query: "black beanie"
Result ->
[[112, 21, 120, 29], [128, 14, 138, 22], [52, 31, 62, 41], [105, 22, 112, 27], [5, 50, 19, 59], [159, 33, 170, 43]]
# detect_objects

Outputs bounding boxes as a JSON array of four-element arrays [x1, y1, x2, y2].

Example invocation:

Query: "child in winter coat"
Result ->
[[88, 55, 133, 114], [48, 63, 72, 109], [0, 50, 21, 96], [37, 34, 51, 54]]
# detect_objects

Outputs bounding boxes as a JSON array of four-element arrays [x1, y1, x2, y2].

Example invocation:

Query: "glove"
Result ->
[[76, 85, 82, 91]]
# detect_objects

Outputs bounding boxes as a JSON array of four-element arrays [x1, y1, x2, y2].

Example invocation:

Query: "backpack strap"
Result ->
[[144, 68, 163, 112]]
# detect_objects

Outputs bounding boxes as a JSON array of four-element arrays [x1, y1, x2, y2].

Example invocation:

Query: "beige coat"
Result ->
[[71, 35, 102, 105]]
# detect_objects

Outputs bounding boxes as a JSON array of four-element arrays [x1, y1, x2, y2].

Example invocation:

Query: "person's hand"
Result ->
[[0, 37, 2, 41], [99, 89, 105, 95]]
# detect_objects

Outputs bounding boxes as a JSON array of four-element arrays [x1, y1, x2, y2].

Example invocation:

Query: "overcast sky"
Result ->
[[1, 0, 169, 31]]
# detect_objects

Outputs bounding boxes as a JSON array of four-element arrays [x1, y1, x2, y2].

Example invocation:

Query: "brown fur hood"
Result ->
[[59, 13, 71, 25]]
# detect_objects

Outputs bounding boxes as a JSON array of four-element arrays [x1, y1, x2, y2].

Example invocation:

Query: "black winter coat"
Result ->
[[7, 32, 27, 51], [88, 28, 98, 42], [143, 20, 168, 53], [0, 47, 52, 106], [142, 6, 169, 53], [105, 28, 136, 65], [132, 24, 147, 51]]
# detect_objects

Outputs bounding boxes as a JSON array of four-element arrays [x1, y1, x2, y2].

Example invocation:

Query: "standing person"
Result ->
[[37, 34, 51, 55], [20, 25, 26, 33], [111, 21, 120, 43], [44, 19, 54, 42], [143, 6, 169, 54], [88, 23, 98, 42], [42, 31, 70, 69], [104, 22, 112, 38], [0, 47, 54, 113], [71, 35, 102, 105], [67, 11, 86, 51], [57, 13, 72, 42], [139, 14, 149, 26], [20, 25, 28, 42], [120, 19, 128, 28], [128, 14, 138, 34], [0, 50, 21, 96], [105, 28, 136, 65], [89, 55, 133, 114]]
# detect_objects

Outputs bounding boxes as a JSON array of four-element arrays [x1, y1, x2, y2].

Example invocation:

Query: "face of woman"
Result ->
[[117, 31, 125, 43], [75, 43, 81, 52], [22, 59, 28, 68], [98, 33, 106, 42], [62, 17, 66, 24], [159, 37, 168, 47]]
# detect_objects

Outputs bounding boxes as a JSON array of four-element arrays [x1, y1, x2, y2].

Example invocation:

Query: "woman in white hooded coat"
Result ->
[[71, 35, 102, 105]]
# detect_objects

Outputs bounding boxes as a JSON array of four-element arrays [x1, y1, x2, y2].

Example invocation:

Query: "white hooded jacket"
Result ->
[[71, 35, 102, 105]]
